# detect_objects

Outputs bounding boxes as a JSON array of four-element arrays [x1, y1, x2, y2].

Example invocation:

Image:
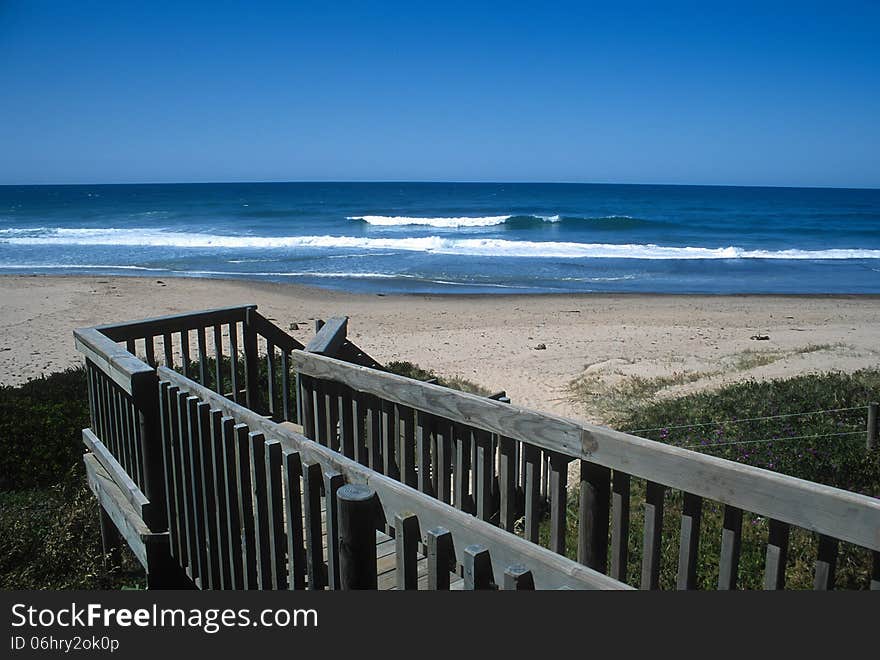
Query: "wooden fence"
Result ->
[[75, 305, 880, 590]]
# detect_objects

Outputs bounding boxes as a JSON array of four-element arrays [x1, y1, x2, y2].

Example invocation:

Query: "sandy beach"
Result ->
[[2, 274, 879, 424]]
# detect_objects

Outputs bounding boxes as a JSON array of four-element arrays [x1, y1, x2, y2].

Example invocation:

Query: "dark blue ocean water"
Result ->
[[1, 182, 879, 294]]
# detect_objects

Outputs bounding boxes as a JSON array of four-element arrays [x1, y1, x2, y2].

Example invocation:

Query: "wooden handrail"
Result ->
[[73, 327, 154, 396], [95, 304, 257, 342], [291, 350, 880, 551]]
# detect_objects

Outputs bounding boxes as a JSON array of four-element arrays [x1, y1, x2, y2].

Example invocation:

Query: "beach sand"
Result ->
[[2, 274, 879, 424]]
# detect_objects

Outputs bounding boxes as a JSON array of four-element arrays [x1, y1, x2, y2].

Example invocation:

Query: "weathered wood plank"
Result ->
[[523, 443, 541, 544], [474, 429, 494, 522], [83, 454, 151, 568], [228, 322, 239, 404], [82, 428, 150, 523], [197, 327, 208, 386], [249, 432, 272, 590], [498, 437, 516, 532], [185, 396, 208, 586], [304, 316, 348, 356], [213, 325, 224, 396]]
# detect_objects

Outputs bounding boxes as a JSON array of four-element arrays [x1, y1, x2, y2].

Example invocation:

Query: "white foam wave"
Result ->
[[3, 227, 880, 260], [348, 215, 512, 227]]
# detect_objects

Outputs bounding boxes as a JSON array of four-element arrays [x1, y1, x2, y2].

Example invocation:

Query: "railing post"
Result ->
[[131, 371, 168, 533], [243, 308, 260, 413], [868, 402, 878, 451], [337, 485, 378, 590]]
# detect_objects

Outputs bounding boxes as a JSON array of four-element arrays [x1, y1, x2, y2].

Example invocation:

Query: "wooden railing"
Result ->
[[75, 305, 880, 590], [292, 350, 880, 590], [155, 367, 626, 590]]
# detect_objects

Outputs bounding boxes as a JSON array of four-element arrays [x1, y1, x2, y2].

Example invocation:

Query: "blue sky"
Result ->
[[1, 1, 878, 187]]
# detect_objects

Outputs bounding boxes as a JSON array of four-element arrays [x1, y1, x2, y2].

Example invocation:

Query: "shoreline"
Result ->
[[2, 274, 880, 424]]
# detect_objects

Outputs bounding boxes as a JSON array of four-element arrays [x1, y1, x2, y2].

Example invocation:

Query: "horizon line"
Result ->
[[1, 179, 879, 192]]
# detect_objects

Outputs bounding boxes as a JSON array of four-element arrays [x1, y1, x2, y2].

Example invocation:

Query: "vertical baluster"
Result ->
[[126, 338, 135, 354], [813, 534, 839, 591], [427, 527, 454, 590], [381, 399, 399, 480], [197, 402, 220, 589], [352, 393, 368, 466], [144, 335, 156, 367], [641, 481, 665, 590], [338, 387, 354, 458], [249, 432, 271, 590], [266, 341, 277, 419], [578, 461, 611, 572], [234, 424, 258, 589], [209, 410, 231, 589], [221, 418, 243, 589], [282, 449, 306, 590], [395, 513, 420, 590], [158, 382, 178, 558], [324, 471, 344, 590], [416, 412, 434, 496], [302, 462, 326, 590], [435, 420, 453, 505], [474, 429, 493, 522], [763, 518, 790, 590], [548, 453, 569, 554], [165, 386, 186, 563], [464, 544, 494, 590], [325, 383, 339, 451], [243, 314, 259, 412], [503, 565, 535, 590], [313, 381, 328, 445], [280, 351, 291, 422], [228, 322, 239, 403], [523, 443, 541, 544], [366, 394, 382, 470], [265, 439, 288, 590], [610, 471, 631, 583], [180, 330, 192, 379], [498, 437, 517, 532], [163, 332, 173, 369], [676, 493, 703, 590], [399, 405, 417, 488], [718, 505, 743, 590], [298, 375, 315, 440], [197, 328, 208, 386], [213, 324, 224, 395], [454, 424, 472, 513], [186, 397, 208, 587]]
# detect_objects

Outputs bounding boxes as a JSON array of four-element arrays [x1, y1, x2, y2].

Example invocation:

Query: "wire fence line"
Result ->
[[679, 429, 865, 450], [629, 405, 870, 435]]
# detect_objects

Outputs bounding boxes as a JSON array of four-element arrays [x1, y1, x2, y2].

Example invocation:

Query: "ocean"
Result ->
[[1, 182, 878, 294]]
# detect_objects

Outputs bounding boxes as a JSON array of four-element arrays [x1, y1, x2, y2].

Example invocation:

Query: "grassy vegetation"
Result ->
[[559, 369, 880, 589], [385, 360, 490, 395], [0, 368, 143, 589]]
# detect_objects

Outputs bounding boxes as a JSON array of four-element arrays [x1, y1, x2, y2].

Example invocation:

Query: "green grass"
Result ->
[[556, 369, 880, 589], [0, 368, 143, 589], [385, 360, 490, 395]]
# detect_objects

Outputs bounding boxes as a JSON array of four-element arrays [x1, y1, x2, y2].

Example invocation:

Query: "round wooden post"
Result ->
[[868, 402, 878, 451], [337, 484, 378, 590]]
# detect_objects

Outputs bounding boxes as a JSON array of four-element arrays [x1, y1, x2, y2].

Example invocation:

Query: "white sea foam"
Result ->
[[3, 227, 880, 260], [348, 215, 512, 227]]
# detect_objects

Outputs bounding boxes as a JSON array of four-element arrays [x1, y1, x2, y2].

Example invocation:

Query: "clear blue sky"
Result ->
[[1, 1, 878, 187]]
